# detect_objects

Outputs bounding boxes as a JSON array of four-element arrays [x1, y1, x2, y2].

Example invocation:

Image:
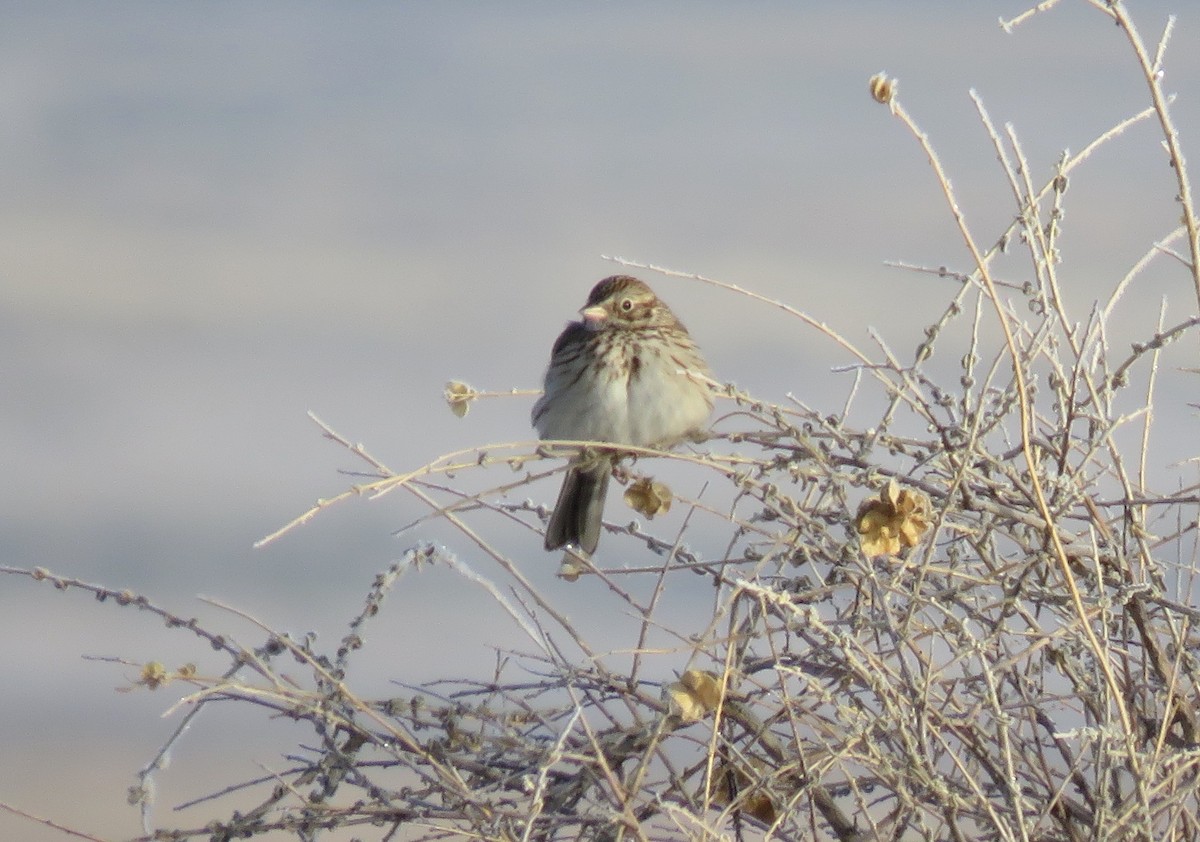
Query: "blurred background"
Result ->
[[2, 2, 1197, 838]]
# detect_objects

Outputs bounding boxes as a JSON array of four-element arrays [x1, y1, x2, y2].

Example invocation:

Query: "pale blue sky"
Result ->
[[2, 3, 1197, 839]]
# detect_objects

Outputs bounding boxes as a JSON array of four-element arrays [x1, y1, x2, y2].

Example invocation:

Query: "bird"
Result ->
[[532, 275, 713, 556]]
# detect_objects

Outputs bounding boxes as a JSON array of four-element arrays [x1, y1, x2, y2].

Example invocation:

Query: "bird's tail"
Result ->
[[544, 458, 611, 554]]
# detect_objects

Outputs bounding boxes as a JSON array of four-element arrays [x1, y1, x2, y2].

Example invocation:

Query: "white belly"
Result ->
[[534, 331, 711, 447]]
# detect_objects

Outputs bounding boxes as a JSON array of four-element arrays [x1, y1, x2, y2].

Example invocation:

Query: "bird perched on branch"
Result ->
[[532, 275, 713, 556]]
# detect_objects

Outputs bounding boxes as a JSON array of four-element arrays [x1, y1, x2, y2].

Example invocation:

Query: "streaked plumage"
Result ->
[[533, 275, 712, 554]]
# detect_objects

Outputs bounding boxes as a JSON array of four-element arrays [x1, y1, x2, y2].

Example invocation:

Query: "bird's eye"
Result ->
[[620, 298, 634, 312]]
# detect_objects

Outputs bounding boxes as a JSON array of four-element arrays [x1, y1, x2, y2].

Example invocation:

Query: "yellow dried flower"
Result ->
[[711, 759, 778, 824], [556, 549, 589, 582], [125, 661, 199, 692], [869, 72, 897, 104], [624, 476, 672, 518], [138, 661, 168, 690], [664, 669, 725, 722], [443, 380, 476, 418], [856, 479, 931, 558]]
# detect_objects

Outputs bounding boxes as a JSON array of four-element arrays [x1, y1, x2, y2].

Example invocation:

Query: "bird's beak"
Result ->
[[580, 305, 607, 330]]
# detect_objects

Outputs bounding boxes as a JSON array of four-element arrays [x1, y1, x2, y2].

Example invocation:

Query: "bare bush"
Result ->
[[7, 2, 1200, 840]]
